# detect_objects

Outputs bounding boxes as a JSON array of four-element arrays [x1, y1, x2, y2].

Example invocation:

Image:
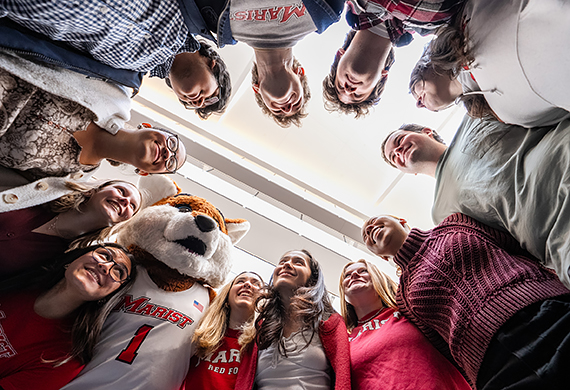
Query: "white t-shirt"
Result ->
[[256, 328, 331, 390], [229, 0, 316, 48], [433, 115, 570, 288]]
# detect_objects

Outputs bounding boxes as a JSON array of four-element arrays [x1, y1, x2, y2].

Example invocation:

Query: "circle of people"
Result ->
[[1, 0, 569, 389]]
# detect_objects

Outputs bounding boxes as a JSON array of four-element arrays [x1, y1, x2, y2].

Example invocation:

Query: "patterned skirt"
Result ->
[[0, 67, 97, 181]]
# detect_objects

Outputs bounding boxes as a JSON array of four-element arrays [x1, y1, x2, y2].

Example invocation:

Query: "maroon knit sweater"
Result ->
[[394, 213, 570, 387]]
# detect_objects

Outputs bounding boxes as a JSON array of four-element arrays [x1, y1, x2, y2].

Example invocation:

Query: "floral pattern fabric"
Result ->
[[0, 68, 98, 181]]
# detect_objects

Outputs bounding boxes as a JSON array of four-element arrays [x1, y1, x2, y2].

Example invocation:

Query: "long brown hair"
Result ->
[[409, 11, 498, 120], [338, 259, 398, 331], [1, 243, 137, 365], [251, 250, 334, 357]]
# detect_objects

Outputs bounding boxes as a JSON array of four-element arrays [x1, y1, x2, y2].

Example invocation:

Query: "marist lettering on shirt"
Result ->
[[349, 311, 401, 342], [229, 0, 316, 48], [195, 347, 242, 376], [112, 294, 195, 329], [0, 309, 16, 359], [230, 3, 307, 24]]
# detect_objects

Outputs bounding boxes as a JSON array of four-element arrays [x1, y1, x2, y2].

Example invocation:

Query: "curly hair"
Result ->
[[338, 259, 398, 332], [250, 250, 334, 357], [48, 180, 141, 249], [166, 40, 231, 120], [251, 58, 311, 128], [409, 12, 497, 120], [381, 124, 445, 168], [323, 30, 396, 118]]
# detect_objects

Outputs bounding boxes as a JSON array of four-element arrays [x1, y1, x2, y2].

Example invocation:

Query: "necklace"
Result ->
[[357, 306, 385, 324], [47, 215, 61, 235], [46, 214, 73, 239]]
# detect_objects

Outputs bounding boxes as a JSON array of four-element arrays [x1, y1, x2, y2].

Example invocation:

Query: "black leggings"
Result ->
[[477, 294, 570, 390]]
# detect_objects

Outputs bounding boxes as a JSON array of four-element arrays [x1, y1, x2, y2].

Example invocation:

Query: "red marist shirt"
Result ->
[[349, 307, 470, 390], [0, 289, 84, 390], [184, 328, 242, 390]]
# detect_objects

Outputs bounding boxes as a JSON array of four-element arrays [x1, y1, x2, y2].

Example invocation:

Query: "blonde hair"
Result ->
[[192, 272, 263, 358], [48, 180, 140, 249], [338, 259, 398, 331]]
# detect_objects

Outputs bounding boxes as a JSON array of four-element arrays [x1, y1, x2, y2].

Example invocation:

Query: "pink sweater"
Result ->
[[395, 213, 570, 387]]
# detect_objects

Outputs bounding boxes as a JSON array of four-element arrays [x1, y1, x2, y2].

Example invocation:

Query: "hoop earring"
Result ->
[[135, 168, 149, 176], [137, 123, 152, 130]]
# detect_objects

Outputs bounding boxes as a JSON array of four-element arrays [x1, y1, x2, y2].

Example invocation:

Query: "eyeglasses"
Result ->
[[91, 246, 131, 283], [180, 95, 219, 110], [165, 134, 180, 173]]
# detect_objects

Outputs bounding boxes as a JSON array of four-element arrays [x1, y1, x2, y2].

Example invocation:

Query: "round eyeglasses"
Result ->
[[165, 133, 180, 173], [91, 246, 131, 283], [180, 95, 219, 110]]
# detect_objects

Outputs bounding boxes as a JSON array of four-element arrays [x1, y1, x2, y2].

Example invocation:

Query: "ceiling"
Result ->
[[95, 13, 467, 296]]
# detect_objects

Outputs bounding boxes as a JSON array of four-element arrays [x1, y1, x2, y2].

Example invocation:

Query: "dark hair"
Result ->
[[1, 243, 137, 365], [381, 124, 446, 168], [166, 40, 231, 120], [409, 13, 497, 120], [323, 30, 396, 118], [255, 249, 334, 356], [251, 58, 311, 128]]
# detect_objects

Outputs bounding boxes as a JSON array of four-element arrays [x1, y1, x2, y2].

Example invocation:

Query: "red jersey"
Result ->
[[184, 328, 242, 390], [0, 289, 83, 390], [349, 307, 470, 390]]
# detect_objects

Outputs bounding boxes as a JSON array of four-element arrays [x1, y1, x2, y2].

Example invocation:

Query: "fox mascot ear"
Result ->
[[138, 175, 181, 208], [137, 176, 251, 244], [226, 219, 250, 245]]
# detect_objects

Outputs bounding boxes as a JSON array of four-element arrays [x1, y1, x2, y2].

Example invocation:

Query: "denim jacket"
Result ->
[[176, 0, 345, 48]]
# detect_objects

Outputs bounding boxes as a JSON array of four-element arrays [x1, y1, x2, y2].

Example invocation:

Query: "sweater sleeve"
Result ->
[[319, 313, 351, 390], [396, 288, 470, 385], [234, 344, 257, 390]]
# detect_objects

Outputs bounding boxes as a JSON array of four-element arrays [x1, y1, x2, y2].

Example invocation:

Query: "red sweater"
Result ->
[[0, 206, 69, 278], [349, 307, 470, 390], [235, 313, 350, 390], [184, 328, 242, 390], [0, 289, 83, 389], [395, 213, 570, 387]]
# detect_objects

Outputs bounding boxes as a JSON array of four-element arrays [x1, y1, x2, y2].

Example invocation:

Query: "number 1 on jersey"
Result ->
[[116, 324, 154, 364]]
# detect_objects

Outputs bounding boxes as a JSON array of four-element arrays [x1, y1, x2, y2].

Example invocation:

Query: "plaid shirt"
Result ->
[[346, 0, 465, 46], [1, 0, 199, 75]]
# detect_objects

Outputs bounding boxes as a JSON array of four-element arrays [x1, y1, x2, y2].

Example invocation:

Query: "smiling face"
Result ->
[[257, 67, 304, 117], [228, 272, 263, 316], [135, 129, 187, 174], [362, 216, 409, 258], [383, 128, 444, 174], [335, 49, 380, 105], [342, 262, 374, 302], [65, 246, 132, 301], [169, 52, 219, 109], [85, 182, 141, 225], [411, 70, 456, 112], [272, 250, 313, 293]]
